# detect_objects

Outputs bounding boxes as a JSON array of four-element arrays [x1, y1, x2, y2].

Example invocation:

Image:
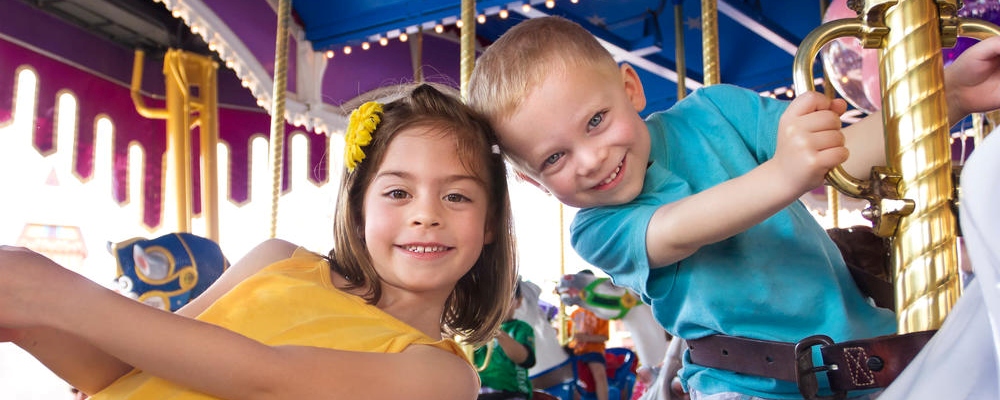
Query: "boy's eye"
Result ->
[[387, 189, 410, 199], [444, 193, 472, 203], [543, 152, 564, 167], [587, 112, 605, 130]]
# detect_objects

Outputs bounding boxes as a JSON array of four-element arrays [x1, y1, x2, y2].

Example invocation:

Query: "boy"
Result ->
[[468, 16, 1000, 399]]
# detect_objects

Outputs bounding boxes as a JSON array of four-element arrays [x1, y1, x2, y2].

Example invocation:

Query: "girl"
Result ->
[[0, 83, 518, 399]]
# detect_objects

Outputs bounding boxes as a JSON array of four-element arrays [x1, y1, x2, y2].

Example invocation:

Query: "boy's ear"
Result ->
[[620, 63, 647, 113], [514, 170, 549, 194]]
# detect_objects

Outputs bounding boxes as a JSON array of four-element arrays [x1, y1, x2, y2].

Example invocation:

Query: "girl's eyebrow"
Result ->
[[374, 170, 482, 185]]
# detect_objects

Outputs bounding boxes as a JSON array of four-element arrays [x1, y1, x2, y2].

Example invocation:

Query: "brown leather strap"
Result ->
[[688, 335, 799, 381], [687, 331, 935, 392], [819, 330, 935, 391]]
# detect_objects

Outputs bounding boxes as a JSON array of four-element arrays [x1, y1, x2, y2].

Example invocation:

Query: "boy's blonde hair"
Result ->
[[328, 83, 517, 346], [468, 16, 619, 125]]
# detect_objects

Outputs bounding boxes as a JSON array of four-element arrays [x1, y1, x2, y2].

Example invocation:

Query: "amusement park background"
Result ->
[[2, 0, 996, 398]]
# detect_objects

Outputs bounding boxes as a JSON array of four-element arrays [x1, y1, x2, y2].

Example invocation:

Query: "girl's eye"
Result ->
[[587, 111, 605, 130], [444, 193, 471, 203], [543, 152, 564, 167], [387, 189, 410, 199]]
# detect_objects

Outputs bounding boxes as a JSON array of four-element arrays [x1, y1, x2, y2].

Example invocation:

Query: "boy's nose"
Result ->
[[576, 145, 608, 177]]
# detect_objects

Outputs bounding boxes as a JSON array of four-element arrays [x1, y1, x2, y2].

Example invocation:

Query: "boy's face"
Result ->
[[494, 63, 650, 208]]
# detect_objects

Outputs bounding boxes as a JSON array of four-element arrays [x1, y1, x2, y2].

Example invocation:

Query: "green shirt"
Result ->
[[475, 319, 536, 397]]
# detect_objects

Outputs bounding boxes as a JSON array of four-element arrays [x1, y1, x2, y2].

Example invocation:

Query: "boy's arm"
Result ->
[[841, 36, 1000, 178], [645, 92, 848, 268], [495, 330, 530, 365]]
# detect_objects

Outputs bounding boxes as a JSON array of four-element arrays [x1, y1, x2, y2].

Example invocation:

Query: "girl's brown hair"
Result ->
[[328, 83, 517, 345]]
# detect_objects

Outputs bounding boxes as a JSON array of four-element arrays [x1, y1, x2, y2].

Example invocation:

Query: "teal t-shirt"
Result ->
[[475, 319, 536, 397], [570, 84, 896, 398]]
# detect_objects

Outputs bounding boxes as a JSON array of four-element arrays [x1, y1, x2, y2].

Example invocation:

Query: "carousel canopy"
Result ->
[[11, 0, 832, 131]]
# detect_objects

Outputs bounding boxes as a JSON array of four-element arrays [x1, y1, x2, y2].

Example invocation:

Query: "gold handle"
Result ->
[[792, 19, 872, 199]]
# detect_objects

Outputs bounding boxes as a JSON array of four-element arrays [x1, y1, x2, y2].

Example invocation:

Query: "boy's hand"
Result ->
[[945, 36, 1000, 124], [773, 91, 849, 194]]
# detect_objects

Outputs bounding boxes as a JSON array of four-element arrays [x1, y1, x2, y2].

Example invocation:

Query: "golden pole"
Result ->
[[197, 58, 221, 243], [674, 1, 687, 100], [558, 203, 568, 345], [410, 27, 425, 83], [268, 0, 291, 238], [819, 0, 840, 228], [460, 0, 475, 99], [164, 50, 193, 233], [132, 49, 220, 237], [700, 0, 720, 86], [879, 0, 959, 333]]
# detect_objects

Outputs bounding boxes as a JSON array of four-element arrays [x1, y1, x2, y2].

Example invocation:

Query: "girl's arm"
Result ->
[[1, 243, 480, 399], [0, 239, 294, 395]]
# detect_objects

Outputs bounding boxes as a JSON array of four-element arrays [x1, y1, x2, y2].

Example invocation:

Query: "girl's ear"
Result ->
[[484, 225, 495, 244], [620, 63, 647, 112]]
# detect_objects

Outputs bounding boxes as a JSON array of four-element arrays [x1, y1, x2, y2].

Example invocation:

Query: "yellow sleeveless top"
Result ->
[[91, 248, 467, 399]]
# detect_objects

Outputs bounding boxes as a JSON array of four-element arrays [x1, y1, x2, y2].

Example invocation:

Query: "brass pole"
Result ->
[[700, 0, 720, 85], [198, 58, 221, 242], [411, 27, 425, 83], [820, 0, 839, 228], [164, 50, 193, 233], [268, 0, 291, 238], [880, 0, 959, 333], [674, 1, 687, 100], [460, 0, 475, 99], [558, 203, 568, 345]]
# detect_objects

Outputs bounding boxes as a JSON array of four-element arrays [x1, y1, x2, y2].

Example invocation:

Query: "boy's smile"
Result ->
[[494, 62, 651, 209], [590, 157, 625, 191]]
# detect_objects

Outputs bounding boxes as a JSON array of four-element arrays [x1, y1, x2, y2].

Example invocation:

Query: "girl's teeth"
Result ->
[[407, 246, 445, 253]]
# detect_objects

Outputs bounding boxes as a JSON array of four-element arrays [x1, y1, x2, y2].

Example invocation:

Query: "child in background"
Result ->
[[0, 83, 517, 399], [568, 278, 610, 400], [476, 280, 537, 400], [468, 15, 1000, 399]]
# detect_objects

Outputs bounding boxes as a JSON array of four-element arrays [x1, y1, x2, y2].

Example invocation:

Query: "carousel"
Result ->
[[1, 0, 999, 399]]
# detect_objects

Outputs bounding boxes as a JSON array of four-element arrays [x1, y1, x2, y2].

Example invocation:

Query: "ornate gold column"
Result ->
[[878, 0, 959, 333]]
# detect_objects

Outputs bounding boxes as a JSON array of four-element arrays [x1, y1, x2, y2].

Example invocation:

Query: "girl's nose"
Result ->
[[410, 198, 442, 227]]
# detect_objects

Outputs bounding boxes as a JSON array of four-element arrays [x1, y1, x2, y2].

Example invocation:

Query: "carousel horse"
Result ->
[[557, 271, 669, 369], [109, 232, 229, 311], [514, 280, 571, 378]]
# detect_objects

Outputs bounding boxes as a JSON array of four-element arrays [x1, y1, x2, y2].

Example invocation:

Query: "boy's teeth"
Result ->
[[602, 163, 622, 185]]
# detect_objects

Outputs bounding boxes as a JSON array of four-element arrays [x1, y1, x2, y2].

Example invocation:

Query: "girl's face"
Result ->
[[363, 127, 493, 298]]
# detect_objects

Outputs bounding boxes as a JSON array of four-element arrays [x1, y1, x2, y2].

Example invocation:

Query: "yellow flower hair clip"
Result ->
[[344, 101, 383, 172]]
